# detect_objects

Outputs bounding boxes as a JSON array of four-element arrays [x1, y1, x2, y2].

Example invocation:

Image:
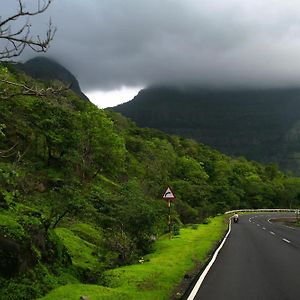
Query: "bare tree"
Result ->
[[0, 77, 71, 99], [0, 0, 56, 60], [0, 1, 63, 159], [0, 1, 71, 100], [0, 142, 18, 158]]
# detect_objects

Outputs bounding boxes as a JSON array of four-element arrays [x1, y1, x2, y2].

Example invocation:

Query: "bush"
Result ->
[[202, 218, 211, 225]]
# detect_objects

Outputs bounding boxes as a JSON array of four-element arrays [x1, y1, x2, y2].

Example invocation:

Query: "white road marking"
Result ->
[[187, 218, 232, 300], [283, 225, 296, 231], [262, 227, 266, 230], [257, 224, 260, 227], [270, 231, 275, 235], [282, 238, 291, 244]]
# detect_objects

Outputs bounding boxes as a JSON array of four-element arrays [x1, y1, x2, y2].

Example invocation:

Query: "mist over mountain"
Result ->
[[14, 57, 89, 101], [113, 86, 300, 174]]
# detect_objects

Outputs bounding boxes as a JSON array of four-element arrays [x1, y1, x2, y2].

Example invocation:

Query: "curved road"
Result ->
[[189, 213, 300, 300]]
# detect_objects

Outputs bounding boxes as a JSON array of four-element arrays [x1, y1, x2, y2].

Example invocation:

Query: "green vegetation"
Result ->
[[55, 228, 98, 270], [40, 216, 226, 300], [1, 63, 300, 299], [114, 86, 300, 175]]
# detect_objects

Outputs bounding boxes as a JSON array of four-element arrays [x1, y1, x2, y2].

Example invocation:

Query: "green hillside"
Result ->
[[1, 64, 300, 299], [113, 86, 300, 174]]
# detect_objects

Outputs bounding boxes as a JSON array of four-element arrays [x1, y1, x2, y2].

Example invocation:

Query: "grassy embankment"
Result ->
[[40, 215, 228, 300]]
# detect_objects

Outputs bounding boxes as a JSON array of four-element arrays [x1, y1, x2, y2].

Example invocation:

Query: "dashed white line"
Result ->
[[257, 224, 260, 227], [282, 238, 291, 244], [270, 231, 275, 235], [262, 227, 266, 230], [284, 225, 296, 231]]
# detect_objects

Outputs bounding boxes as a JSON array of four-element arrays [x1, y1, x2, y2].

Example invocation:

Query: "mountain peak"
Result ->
[[15, 56, 89, 101]]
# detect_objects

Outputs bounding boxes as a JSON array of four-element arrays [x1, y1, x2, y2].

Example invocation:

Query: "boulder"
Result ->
[[0, 236, 22, 277]]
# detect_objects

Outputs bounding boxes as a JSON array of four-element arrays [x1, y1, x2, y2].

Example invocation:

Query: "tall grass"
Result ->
[[39, 215, 227, 300]]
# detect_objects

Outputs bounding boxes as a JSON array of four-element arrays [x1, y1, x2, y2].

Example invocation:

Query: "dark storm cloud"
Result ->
[[5, 0, 300, 90]]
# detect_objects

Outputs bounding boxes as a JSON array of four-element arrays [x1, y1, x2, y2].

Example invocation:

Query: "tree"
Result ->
[[41, 184, 84, 232], [0, 0, 56, 60], [0, 1, 64, 99], [75, 107, 126, 180]]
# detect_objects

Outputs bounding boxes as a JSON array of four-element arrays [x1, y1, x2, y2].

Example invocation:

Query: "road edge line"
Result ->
[[187, 218, 232, 300]]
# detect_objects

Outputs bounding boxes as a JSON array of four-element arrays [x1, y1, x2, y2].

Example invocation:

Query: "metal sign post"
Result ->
[[162, 186, 176, 239], [168, 199, 171, 239]]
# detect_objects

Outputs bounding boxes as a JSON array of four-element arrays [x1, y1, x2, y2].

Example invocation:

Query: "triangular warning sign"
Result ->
[[162, 187, 175, 200]]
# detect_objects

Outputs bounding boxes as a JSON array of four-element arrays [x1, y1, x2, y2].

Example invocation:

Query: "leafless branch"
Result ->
[[0, 0, 56, 60], [0, 142, 18, 158], [0, 77, 71, 99]]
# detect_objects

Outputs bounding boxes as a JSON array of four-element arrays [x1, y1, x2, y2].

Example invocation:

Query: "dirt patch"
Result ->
[[270, 217, 300, 227]]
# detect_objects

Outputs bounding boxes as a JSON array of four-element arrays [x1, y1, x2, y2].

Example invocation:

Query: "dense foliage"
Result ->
[[114, 86, 300, 174], [1, 64, 300, 299]]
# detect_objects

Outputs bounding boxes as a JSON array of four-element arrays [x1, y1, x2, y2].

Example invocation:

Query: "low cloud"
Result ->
[[6, 0, 300, 91]]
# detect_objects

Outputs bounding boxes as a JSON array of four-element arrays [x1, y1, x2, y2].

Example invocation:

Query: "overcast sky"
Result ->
[[4, 0, 300, 107]]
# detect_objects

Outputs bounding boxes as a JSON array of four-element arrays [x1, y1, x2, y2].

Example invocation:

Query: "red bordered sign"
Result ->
[[162, 186, 176, 200]]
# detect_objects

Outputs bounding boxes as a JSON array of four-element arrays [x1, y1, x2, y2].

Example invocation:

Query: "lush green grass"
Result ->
[[38, 284, 129, 300], [40, 215, 227, 300], [55, 227, 99, 270], [69, 223, 102, 245], [0, 212, 26, 240]]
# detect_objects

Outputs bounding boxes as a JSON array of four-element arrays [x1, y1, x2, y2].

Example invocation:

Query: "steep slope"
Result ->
[[2, 64, 300, 299], [114, 86, 300, 174], [14, 57, 89, 101]]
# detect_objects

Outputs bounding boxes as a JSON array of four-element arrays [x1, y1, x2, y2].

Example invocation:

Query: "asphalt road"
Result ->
[[191, 213, 300, 300]]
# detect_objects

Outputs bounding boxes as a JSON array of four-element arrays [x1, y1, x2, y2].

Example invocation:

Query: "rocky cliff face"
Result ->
[[113, 86, 300, 174]]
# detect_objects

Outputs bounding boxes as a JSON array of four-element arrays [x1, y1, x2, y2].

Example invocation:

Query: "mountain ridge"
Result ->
[[113, 86, 300, 174], [13, 56, 89, 101]]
